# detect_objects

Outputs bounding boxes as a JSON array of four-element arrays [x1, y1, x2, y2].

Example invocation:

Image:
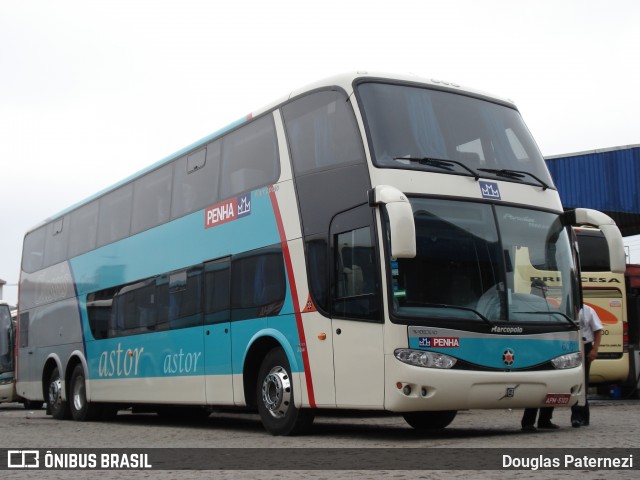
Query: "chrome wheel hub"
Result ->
[[261, 366, 291, 419], [49, 376, 62, 409]]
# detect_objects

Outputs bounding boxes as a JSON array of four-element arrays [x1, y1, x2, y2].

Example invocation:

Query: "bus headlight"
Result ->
[[551, 352, 582, 369], [394, 349, 457, 369]]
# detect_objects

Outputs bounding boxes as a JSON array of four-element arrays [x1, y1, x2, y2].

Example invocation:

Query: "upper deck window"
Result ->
[[219, 114, 279, 199], [357, 82, 553, 187], [282, 90, 365, 175]]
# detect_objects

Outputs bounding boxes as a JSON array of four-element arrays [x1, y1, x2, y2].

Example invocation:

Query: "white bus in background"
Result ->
[[1, 303, 43, 409], [0, 301, 16, 404], [16, 72, 625, 435]]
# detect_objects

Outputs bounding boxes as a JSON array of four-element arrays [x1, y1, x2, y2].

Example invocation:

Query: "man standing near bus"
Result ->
[[521, 280, 560, 431], [572, 303, 603, 427]]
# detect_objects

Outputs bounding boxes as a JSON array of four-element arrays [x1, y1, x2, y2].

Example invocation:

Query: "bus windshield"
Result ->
[[357, 81, 553, 187], [389, 198, 577, 326], [0, 304, 13, 374]]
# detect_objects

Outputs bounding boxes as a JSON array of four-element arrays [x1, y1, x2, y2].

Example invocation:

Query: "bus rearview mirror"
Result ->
[[369, 185, 416, 259], [569, 208, 626, 274]]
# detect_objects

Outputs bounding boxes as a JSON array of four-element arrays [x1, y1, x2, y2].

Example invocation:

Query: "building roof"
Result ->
[[546, 145, 640, 236]]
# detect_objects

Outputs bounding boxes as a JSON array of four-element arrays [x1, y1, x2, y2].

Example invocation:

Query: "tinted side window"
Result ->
[[576, 232, 610, 271], [69, 201, 99, 257], [19, 312, 29, 347], [306, 238, 328, 312], [331, 206, 380, 322], [172, 142, 221, 218], [131, 163, 173, 234], [44, 216, 69, 266], [110, 280, 157, 337], [220, 115, 279, 199], [22, 227, 47, 273], [166, 267, 203, 329], [282, 90, 365, 175], [204, 258, 230, 324], [231, 246, 285, 321], [97, 184, 133, 247]]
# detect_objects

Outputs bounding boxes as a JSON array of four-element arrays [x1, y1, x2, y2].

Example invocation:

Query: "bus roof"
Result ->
[[27, 71, 516, 234]]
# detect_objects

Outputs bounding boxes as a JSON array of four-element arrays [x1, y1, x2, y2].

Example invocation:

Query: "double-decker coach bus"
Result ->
[[16, 72, 626, 435]]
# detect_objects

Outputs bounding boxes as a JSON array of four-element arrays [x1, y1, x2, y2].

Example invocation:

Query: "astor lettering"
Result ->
[[163, 349, 202, 374], [98, 344, 144, 377]]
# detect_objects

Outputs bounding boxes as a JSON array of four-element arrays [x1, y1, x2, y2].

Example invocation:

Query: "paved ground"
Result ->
[[1, 398, 638, 479]]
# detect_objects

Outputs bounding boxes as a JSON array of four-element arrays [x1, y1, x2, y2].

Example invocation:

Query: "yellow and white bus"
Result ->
[[575, 226, 629, 385], [16, 72, 626, 434]]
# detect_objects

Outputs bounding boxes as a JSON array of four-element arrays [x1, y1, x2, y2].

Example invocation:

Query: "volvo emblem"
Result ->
[[502, 349, 515, 366], [498, 384, 520, 400]]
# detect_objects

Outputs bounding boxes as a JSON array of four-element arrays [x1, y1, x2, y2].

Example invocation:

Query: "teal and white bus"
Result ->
[[16, 72, 626, 435]]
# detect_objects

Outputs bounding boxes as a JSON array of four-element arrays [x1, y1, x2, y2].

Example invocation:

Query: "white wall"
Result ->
[[624, 235, 640, 264]]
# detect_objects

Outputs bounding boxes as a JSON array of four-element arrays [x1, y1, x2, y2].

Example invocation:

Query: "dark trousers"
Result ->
[[521, 407, 554, 427], [572, 342, 593, 424]]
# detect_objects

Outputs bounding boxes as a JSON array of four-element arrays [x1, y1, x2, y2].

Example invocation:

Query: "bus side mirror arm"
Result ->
[[369, 185, 416, 258], [566, 208, 626, 274]]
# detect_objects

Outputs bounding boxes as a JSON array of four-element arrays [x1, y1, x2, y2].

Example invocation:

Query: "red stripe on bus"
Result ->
[[269, 188, 317, 408]]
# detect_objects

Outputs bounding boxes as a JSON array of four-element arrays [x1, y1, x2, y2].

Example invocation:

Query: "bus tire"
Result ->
[[47, 366, 71, 420], [69, 364, 100, 421], [256, 347, 314, 436], [403, 410, 457, 430]]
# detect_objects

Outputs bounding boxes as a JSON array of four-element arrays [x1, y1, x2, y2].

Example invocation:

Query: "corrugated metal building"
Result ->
[[546, 145, 640, 236]]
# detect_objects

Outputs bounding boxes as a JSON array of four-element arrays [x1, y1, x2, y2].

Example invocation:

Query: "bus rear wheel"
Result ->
[[256, 347, 314, 436], [47, 366, 70, 420], [69, 365, 101, 421], [403, 410, 457, 430]]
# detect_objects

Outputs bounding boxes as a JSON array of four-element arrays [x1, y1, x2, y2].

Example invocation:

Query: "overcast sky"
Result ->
[[1, 0, 639, 305]]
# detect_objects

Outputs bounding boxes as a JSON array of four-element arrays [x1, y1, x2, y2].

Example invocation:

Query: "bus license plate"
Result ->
[[543, 393, 571, 405]]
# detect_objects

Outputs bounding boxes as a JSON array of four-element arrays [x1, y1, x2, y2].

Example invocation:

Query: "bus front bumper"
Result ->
[[384, 355, 584, 412]]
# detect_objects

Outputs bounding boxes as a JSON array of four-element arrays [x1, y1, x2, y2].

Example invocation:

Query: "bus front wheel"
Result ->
[[69, 365, 101, 421], [256, 347, 314, 436], [47, 366, 70, 420], [403, 410, 457, 430]]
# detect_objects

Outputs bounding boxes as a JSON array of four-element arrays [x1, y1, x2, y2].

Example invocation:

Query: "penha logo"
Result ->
[[480, 181, 501, 200], [205, 194, 252, 229], [419, 337, 460, 348]]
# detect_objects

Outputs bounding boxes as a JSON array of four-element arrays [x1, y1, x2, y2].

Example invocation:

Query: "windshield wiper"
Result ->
[[394, 157, 480, 180], [416, 302, 494, 326], [477, 168, 550, 190], [513, 311, 578, 327]]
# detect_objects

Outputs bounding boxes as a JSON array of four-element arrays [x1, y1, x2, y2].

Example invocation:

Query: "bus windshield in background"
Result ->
[[389, 198, 577, 326], [0, 304, 13, 374], [357, 82, 553, 188], [575, 229, 610, 272]]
